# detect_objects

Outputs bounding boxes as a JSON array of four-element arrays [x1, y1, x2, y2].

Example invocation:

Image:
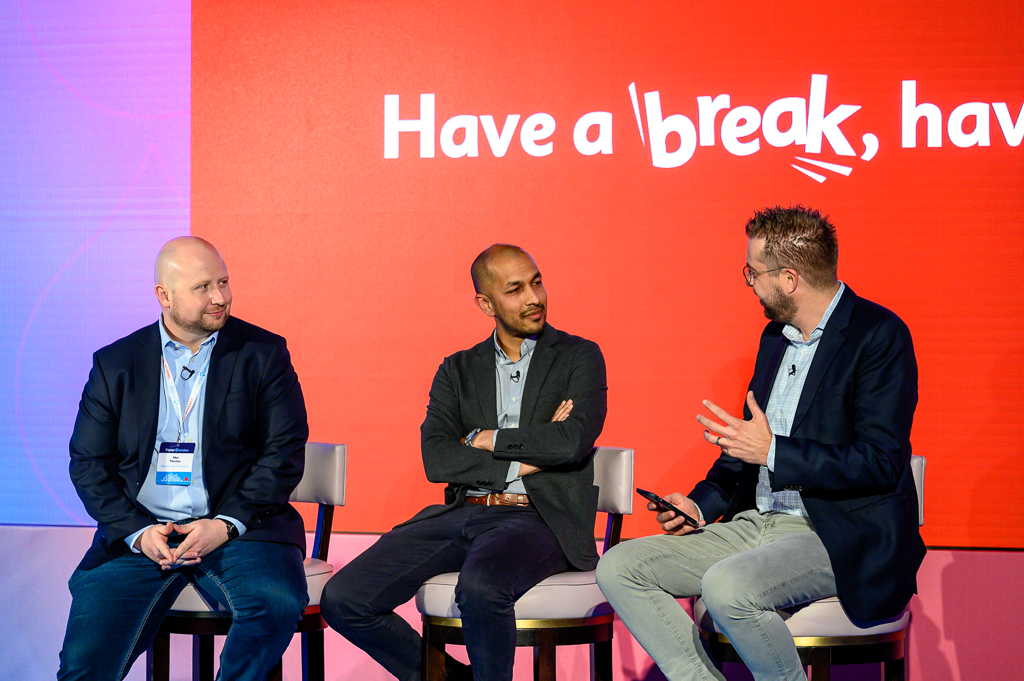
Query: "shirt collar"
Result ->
[[159, 317, 218, 354], [782, 282, 845, 345], [493, 331, 537, 365]]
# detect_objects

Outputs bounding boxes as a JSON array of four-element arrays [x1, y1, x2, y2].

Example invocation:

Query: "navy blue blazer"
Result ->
[[69, 316, 309, 570], [690, 287, 926, 622]]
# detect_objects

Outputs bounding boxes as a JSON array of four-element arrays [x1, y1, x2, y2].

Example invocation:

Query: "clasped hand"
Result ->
[[696, 391, 772, 466], [135, 519, 230, 570]]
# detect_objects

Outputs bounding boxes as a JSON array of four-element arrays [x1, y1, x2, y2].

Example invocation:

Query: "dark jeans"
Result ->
[[57, 539, 307, 681], [321, 504, 570, 681]]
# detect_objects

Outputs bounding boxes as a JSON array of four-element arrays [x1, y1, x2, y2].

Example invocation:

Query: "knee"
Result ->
[[700, 562, 754, 619], [596, 542, 656, 596], [454, 570, 509, 615], [244, 576, 307, 629], [320, 570, 366, 630]]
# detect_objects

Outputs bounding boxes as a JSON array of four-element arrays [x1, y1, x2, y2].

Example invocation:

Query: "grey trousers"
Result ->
[[595, 510, 836, 681]]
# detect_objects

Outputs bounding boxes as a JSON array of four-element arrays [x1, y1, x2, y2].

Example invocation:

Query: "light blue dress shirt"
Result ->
[[125, 319, 245, 550], [755, 283, 846, 517]]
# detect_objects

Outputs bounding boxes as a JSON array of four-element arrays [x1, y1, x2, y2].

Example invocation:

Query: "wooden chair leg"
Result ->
[[533, 630, 556, 681], [421, 622, 447, 681], [809, 647, 830, 681], [884, 658, 905, 681], [592, 640, 612, 681], [192, 634, 216, 681], [266, 659, 283, 681], [148, 632, 170, 681], [302, 630, 325, 681]]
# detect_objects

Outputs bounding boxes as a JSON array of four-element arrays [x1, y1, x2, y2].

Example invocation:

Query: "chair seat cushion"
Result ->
[[693, 596, 909, 638], [416, 570, 611, 620], [168, 558, 333, 614]]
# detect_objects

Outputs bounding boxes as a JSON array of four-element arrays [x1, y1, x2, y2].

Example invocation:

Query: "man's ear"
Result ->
[[780, 268, 800, 295], [475, 293, 496, 318], [155, 284, 172, 311]]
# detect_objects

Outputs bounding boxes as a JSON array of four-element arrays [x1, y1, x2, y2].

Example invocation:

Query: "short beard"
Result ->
[[497, 306, 545, 338], [760, 286, 796, 324], [170, 306, 228, 337]]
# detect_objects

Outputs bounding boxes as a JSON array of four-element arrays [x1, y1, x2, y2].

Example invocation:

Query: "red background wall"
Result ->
[[192, 0, 1024, 548]]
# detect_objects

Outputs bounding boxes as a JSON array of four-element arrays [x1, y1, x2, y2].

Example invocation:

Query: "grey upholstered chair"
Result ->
[[694, 454, 926, 681], [146, 441, 347, 681], [416, 446, 635, 681]]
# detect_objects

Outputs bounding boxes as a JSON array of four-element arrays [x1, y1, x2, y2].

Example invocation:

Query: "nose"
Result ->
[[210, 286, 226, 305], [524, 285, 541, 306]]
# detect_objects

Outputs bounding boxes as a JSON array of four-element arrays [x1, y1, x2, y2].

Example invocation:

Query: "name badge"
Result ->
[[156, 442, 196, 485]]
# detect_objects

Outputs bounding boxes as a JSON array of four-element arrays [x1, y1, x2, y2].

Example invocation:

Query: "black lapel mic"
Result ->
[[789, 364, 796, 377], [180, 366, 196, 381], [511, 370, 521, 383]]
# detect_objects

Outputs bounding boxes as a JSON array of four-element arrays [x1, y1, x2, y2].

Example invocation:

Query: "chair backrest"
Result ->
[[593, 446, 634, 514], [290, 442, 347, 505], [910, 454, 925, 526]]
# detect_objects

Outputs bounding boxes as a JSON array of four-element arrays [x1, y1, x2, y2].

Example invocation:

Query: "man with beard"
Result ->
[[596, 206, 925, 681], [58, 237, 309, 680], [321, 244, 608, 681]]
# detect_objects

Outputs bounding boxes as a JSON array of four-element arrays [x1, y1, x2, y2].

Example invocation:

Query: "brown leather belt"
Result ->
[[464, 492, 531, 507]]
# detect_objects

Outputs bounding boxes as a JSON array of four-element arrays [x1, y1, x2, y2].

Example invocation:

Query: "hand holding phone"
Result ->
[[635, 488, 700, 529]]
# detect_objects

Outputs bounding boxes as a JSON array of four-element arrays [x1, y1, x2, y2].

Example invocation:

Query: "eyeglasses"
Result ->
[[743, 265, 786, 287]]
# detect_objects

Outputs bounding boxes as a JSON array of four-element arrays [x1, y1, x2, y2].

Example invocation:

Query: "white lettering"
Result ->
[[520, 113, 556, 157], [697, 95, 730, 147], [993, 102, 1024, 147], [947, 102, 990, 148], [440, 115, 479, 158], [480, 115, 521, 157], [573, 111, 613, 155], [643, 91, 697, 168], [806, 74, 859, 155], [384, 93, 435, 159], [721, 106, 761, 156], [901, 81, 942, 148], [762, 97, 807, 148]]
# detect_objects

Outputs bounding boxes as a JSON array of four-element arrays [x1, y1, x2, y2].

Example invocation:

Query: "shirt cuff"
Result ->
[[215, 514, 247, 537], [767, 435, 777, 472], [506, 462, 521, 483], [693, 503, 705, 523], [125, 525, 154, 552]]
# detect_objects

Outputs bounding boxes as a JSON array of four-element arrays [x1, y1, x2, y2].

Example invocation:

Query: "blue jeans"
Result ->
[[57, 539, 307, 681], [596, 510, 836, 681], [321, 504, 570, 681]]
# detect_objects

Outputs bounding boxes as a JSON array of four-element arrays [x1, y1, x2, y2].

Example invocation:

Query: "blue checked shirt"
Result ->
[[755, 283, 846, 516]]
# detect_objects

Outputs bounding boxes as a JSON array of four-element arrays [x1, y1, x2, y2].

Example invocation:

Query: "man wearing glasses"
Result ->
[[597, 205, 925, 681]]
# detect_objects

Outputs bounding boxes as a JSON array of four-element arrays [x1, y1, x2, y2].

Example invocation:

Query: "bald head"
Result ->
[[471, 244, 534, 295], [155, 237, 225, 291]]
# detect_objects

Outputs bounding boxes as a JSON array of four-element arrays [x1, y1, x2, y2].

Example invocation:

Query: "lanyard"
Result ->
[[161, 349, 212, 442]]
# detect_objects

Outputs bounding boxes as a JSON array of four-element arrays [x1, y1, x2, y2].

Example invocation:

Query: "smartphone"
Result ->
[[635, 488, 700, 528]]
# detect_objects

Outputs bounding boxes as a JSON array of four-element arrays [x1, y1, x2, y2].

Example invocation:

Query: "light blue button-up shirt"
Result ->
[[124, 319, 245, 550], [755, 283, 846, 516]]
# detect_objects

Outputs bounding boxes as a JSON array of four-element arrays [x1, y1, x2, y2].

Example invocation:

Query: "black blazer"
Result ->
[[69, 317, 309, 570], [414, 324, 608, 570], [690, 287, 926, 622]]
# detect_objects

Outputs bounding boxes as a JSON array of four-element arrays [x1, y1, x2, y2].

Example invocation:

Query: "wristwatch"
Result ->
[[464, 428, 482, 447], [220, 518, 239, 540]]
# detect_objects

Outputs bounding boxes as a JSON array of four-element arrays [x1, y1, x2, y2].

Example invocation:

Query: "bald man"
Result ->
[[321, 245, 608, 681], [58, 237, 310, 681]]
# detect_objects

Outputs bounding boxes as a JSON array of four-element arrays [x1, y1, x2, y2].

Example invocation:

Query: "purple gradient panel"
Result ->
[[0, 1, 190, 525]]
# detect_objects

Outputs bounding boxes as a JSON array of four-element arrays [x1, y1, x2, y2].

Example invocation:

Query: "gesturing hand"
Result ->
[[697, 391, 773, 466]]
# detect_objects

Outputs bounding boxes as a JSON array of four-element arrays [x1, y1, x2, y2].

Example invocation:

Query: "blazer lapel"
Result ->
[[202, 322, 238, 442], [472, 338, 499, 429], [757, 335, 787, 409], [790, 287, 855, 434], [519, 327, 556, 426], [135, 323, 162, 479]]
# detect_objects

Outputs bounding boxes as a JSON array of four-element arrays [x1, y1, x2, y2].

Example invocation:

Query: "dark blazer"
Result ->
[[415, 324, 608, 570], [69, 316, 309, 570], [690, 287, 926, 622]]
